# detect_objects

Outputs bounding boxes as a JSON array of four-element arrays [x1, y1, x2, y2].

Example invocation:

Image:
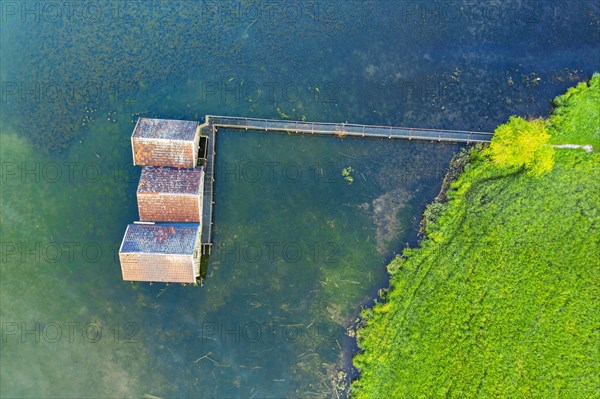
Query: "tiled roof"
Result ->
[[137, 167, 204, 195], [133, 118, 198, 141], [120, 223, 200, 254], [120, 253, 197, 283]]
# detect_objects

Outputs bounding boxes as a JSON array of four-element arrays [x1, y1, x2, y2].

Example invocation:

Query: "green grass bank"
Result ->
[[351, 74, 600, 398]]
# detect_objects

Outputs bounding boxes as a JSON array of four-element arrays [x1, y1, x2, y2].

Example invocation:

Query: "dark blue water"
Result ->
[[1, 1, 598, 397]]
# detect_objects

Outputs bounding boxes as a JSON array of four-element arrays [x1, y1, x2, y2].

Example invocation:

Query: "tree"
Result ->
[[486, 116, 554, 176]]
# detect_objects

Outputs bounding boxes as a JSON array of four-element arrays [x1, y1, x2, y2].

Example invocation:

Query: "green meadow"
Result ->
[[352, 75, 600, 398]]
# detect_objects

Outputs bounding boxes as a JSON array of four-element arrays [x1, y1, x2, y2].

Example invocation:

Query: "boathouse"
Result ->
[[131, 118, 201, 168], [137, 166, 204, 223], [119, 114, 493, 284], [119, 223, 201, 283]]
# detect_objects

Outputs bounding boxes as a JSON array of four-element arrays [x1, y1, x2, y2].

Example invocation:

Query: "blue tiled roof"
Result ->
[[120, 223, 199, 254], [138, 166, 204, 195], [132, 118, 198, 141]]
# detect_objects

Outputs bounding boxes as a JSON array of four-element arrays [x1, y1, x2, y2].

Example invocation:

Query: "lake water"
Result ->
[[1, 1, 598, 398]]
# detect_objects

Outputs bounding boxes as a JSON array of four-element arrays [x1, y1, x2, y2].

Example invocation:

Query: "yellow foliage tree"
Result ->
[[486, 116, 554, 176]]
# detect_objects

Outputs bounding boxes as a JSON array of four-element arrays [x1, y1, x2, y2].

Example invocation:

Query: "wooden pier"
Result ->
[[121, 115, 493, 282], [198, 115, 493, 252], [200, 122, 216, 255], [207, 115, 493, 142], [120, 114, 494, 282]]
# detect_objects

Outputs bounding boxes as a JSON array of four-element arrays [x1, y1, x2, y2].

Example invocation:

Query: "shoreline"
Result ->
[[350, 74, 600, 398]]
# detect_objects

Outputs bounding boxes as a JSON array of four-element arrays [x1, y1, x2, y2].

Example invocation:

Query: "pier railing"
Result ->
[[200, 123, 216, 254], [206, 115, 493, 143], [201, 115, 493, 249]]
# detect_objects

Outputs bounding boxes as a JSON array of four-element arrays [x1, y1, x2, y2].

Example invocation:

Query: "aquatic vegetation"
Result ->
[[351, 77, 600, 398], [370, 188, 412, 255], [341, 166, 354, 183], [275, 103, 292, 119], [3, 1, 363, 154]]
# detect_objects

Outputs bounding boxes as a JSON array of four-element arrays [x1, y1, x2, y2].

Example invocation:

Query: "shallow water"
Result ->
[[1, 1, 598, 397]]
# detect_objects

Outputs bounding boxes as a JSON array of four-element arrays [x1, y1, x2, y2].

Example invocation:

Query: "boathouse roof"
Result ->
[[137, 166, 204, 195], [119, 223, 200, 254], [132, 118, 199, 141]]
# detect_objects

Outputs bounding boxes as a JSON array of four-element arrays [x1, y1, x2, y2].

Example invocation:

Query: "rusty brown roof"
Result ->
[[133, 118, 199, 141], [137, 166, 203, 195], [120, 223, 200, 254]]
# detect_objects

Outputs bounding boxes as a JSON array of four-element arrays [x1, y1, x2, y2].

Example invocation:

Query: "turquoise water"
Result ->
[[1, 1, 598, 397]]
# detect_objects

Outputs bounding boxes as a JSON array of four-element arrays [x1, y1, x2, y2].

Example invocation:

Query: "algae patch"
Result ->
[[371, 187, 413, 255]]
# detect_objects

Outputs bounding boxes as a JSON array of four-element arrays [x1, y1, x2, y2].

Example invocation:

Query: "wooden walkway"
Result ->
[[200, 122, 216, 254], [207, 115, 493, 143], [200, 115, 493, 250]]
